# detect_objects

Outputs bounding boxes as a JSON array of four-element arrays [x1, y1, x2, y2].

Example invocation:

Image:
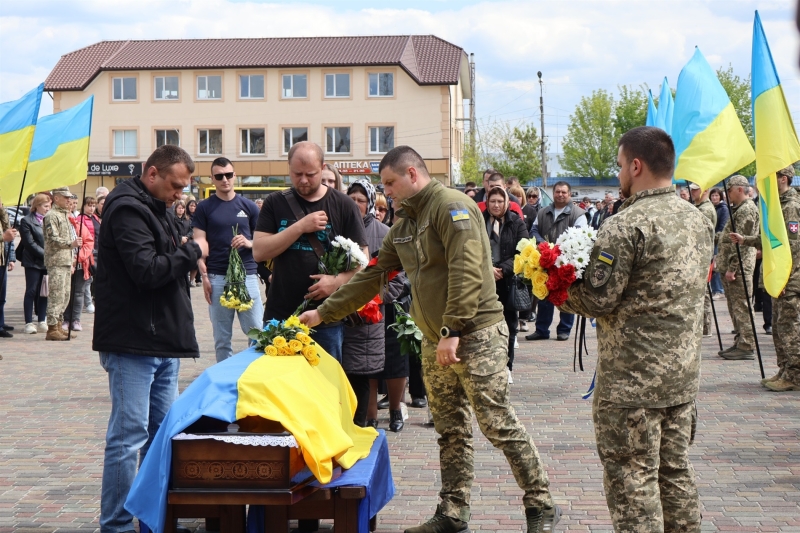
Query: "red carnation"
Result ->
[[559, 263, 577, 285], [548, 288, 569, 306], [358, 295, 384, 324], [538, 243, 560, 269]]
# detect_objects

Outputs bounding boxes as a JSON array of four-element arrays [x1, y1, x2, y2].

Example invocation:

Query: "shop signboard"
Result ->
[[332, 161, 381, 175], [88, 162, 142, 176]]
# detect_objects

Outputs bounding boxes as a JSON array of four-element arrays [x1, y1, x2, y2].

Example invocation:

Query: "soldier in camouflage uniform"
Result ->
[[690, 183, 717, 336], [561, 127, 713, 533], [716, 175, 760, 360], [731, 166, 800, 391], [302, 146, 561, 533], [44, 187, 81, 341]]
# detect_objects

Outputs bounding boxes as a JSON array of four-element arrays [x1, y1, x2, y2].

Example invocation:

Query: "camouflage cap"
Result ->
[[777, 166, 795, 179], [688, 183, 701, 190], [726, 175, 749, 189], [52, 187, 76, 198]]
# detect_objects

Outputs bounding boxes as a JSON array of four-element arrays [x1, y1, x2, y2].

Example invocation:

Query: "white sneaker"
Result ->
[[514, 337, 519, 349], [508, 371, 514, 384], [400, 402, 409, 421], [24, 323, 37, 334], [85, 303, 95, 314], [38, 321, 47, 333]]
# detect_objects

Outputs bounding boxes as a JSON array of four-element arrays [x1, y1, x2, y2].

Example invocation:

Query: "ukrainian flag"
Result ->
[[672, 48, 755, 190], [655, 77, 673, 136], [24, 96, 94, 198], [646, 90, 657, 127], [751, 11, 800, 297], [0, 84, 43, 205]]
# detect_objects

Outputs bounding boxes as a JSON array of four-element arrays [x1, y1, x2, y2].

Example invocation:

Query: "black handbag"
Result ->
[[507, 275, 532, 312]]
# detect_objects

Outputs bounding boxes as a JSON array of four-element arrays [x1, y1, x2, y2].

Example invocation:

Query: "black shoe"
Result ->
[[525, 505, 561, 533], [765, 326, 773, 334], [366, 419, 378, 429], [411, 397, 428, 408], [404, 511, 469, 533], [525, 331, 548, 341], [556, 333, 569, 341], [377, 397, 390, 410], [389, 410, 404, 432], [0, 330, 12, 338], [2, 324, 14, 331]]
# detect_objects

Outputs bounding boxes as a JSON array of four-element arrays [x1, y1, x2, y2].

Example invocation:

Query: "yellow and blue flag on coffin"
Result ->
[[24, 96, 94, 199], [0, 84, 43, 205], [672, 48, 755, 190], [751, 11, 800, 297], [655, 77, 673, 136], [646, 90, 657, 127]]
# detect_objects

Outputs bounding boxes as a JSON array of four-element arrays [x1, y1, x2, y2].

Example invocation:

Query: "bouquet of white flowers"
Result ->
[[294, 236, 368, 314], [554, 226, 598, 279]]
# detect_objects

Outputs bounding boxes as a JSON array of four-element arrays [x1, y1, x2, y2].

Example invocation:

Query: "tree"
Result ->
[[559, 89, 618, 178], [457, 133, 481, 185], [614, 84, 649, 138], [488, 124, 543, 184], [717, 64, 756, 176]]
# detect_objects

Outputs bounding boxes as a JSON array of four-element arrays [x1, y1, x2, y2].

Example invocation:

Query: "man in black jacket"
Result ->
[[94, 145, 202, 533]]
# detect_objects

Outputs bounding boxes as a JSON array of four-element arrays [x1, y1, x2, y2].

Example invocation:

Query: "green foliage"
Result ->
[[487, 124, 544, 183], [387, 303, 422, 360], [458, 133, 482, 184], [559, 89, 619, 178], [614, 84, 649, 138], [717, 64, 756, 177]]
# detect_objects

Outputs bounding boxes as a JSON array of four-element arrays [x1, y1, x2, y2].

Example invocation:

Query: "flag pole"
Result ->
[[721, 176, 765, 378], [707, 282, 723, 351]]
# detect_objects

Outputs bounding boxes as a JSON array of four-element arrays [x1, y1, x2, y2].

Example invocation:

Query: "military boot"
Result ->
[[45, 324, 67, 341], [720, 348, 754, 360], [765, 378, 797, 392], [760, 372, 782, 386], [404, 509, 468, 533], [525, 505, 562, 533]]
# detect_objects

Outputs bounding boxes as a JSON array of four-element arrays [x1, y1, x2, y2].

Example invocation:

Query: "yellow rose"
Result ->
[[284, 315, 301, 329], [298, 333, 313, 345], [302, 346, 317, 359], [531, 270, 550, 300], [520, 244, 534, 260], [529, 248, 541, 266], [279, 346, 293, 356], [273, 336, 287, 348], [513, 254, 525, 275], [305, 354, 320, 366], [288, 339, 303, 353], [265, 345, 278, 357], [523, 262, 537, 281]]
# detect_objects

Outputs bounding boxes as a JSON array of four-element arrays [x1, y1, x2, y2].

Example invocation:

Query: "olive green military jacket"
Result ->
[[560, 186, 714, 408], [696, 199, 717, 229], [318, 179, 504, 342], [716, 199, 759, 275], [741, 187, 800, 295], [43, 206, 74, 268]]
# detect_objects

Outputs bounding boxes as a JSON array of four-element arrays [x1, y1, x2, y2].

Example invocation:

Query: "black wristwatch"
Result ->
[[440, 326, 462, 338]]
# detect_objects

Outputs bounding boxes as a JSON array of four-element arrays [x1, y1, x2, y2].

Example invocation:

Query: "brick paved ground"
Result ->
[[1, 265, 798, 532]]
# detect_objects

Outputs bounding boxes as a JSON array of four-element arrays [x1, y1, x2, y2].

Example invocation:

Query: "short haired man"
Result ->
[[526, 180, 586, 341], [731, 166, 800, 390], [476, 173, 524, 218], [96, 186, 109, 199], [473, 168, 521, 204], [193, 157, 263, 362], [716, 175, 759, 360], [252, 141, 367, 361], [93, 145, 202, 533], [561, 126, 712, 531], [299, 146, 561, 533], [43, 188, 81, 340], [689, 183, 717, 337]]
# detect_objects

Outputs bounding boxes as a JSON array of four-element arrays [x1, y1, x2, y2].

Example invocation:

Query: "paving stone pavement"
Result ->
[[1, 265, 798, 532]]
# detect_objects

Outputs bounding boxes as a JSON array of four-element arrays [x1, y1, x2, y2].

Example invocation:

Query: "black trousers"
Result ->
[[346, 373, 371, 427]]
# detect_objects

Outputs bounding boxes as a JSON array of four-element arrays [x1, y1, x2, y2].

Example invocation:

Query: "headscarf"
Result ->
[[347, 178, 376, 217], [486, 186, 509, 238]]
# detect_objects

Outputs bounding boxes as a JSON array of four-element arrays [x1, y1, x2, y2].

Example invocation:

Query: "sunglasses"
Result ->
[[213, 172, 234, 181], [527, 194, 538, 199]]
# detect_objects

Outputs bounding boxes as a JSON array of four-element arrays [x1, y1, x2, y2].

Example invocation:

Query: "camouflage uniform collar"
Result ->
[[780, 187, 798, 203], [399, 178, 442, 219], [51, 205, 70, 215], [618, 185, 676, 213], [696, 199, 713, 209]]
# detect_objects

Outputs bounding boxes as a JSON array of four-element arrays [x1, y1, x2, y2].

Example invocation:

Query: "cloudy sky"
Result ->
[[1, 0, 799, 155]]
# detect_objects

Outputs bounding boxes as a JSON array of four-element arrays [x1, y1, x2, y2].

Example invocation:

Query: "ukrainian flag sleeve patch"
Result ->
[[598, 251, 615, 265], [447, 202, 472, 231]]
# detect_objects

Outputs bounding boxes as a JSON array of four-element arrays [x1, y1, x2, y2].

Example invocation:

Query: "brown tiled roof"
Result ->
[[45, 35, 466, 91]]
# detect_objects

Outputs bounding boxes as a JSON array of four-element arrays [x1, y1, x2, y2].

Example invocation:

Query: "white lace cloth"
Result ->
[[173, 433, 298, 448]]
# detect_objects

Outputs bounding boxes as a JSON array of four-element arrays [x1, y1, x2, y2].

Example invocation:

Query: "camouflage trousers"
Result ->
[[722, 273, 755, 350], [421, 321, 552, 521], [593, 398, 700, 533], [773, 293, 800, 385], [703, 286, 712, 335], [45, 266, 71, 326]]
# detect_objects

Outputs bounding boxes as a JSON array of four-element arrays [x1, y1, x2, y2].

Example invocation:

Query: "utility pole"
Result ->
[[538, 71, 547, 187], [469, 53, 476, 153]]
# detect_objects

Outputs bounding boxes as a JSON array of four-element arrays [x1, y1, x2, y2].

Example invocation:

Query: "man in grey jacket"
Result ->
[[526, 181, 586, 341]]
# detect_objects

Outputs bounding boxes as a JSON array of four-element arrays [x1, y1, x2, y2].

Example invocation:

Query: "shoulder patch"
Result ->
[[446, 202, 471, 231], [598, 251, 615, 265], [788, 221, 798, 234], [590, 262, 612, 288]]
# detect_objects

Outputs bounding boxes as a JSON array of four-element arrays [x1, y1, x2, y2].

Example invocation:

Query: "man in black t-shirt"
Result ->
[[253, 142, 367, 362], [193, 157, 262, 362]]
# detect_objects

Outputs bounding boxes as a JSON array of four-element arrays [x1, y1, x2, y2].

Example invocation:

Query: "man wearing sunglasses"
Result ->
[[192, 157, 262, 362]]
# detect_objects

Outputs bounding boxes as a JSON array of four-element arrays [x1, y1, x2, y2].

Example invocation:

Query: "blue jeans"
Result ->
[[312, 322, 344, 363], [208, 273, 264, 363], [99, 353, 180, 533], [710, 272, 724, 294], [535, 298, 575, 338]]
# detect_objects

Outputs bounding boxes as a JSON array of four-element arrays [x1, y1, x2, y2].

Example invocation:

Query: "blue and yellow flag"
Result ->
[[752, 11, 800, 297], [672, 48, 755, 190], [0, 84, 43, 205], [24, 96, 94, 198], [655, 77, 673, 136], [646, 90, 657, 127]]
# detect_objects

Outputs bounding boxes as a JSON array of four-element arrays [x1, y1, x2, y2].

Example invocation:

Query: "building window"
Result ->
[[113, 130, 137, 156], [369, 126, 395, 153], [112, 77, 137, 101], [283, 127, 308, 153], [241, 128, 265, 155], [240, 75, 264, 99], [282, 74, 307, 98], [325, 73, 350, 98], [198, 129, 222, 155], [197, 75, 222, 100], [325, 127, 351, 154], [368, 73, 394, 97], [155, 129, 180, 148], [154, 76, 179, 100]]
